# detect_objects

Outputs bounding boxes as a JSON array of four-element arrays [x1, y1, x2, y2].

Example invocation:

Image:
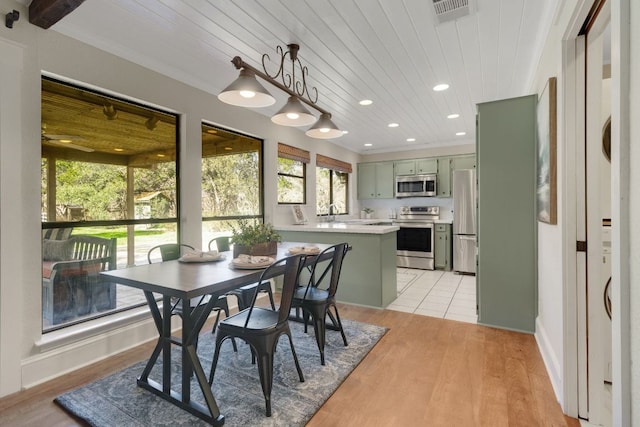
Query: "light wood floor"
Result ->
[[0, 303, 580, 426]]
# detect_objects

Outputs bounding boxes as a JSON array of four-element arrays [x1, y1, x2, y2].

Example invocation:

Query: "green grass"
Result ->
[[72, 227, 172, 243]]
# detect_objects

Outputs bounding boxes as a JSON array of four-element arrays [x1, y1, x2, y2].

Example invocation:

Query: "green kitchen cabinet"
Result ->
[[395, 158, 438, 176], [434, 223, 452, 270], [394, 160, 416, 175], [452, 154, 476, 170], [437, 157, 451, 197], [416, 158, 438, 174], [476, 95, 537, 333], [357, 162, 394, 199]]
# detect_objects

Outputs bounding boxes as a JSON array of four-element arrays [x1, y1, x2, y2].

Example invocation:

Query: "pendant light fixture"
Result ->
[[305, 113, 343, 139], [218, 44, 342, 139], [271, 96, 316, 126], [218, 68, 275, 107]]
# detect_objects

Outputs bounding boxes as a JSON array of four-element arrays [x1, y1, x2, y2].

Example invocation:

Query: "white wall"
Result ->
[[0, 1, 361, 395]]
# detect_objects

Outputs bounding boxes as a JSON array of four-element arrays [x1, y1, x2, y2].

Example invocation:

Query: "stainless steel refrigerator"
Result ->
[[453, 169, 476, 274]]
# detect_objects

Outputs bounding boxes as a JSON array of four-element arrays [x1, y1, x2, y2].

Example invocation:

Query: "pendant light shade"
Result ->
[[305, 113, 343, 139], [218, 68, 276, 108], [271, 96, 316, 126]]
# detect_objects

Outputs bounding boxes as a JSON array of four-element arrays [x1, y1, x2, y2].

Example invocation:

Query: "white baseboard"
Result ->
[[535, 317, 564, 408]]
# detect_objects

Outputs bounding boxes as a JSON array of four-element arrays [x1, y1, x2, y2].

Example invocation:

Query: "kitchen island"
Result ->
[[276, 222, 398, 308]]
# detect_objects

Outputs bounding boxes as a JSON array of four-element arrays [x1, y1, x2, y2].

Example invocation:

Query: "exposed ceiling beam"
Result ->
[[29, 0, 85, 29]]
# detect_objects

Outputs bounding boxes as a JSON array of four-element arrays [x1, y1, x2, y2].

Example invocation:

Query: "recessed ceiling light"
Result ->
[[433, 83, 449, 91], [456, 132, 466, 136], [58, 139, 72, 143], [206, 129, 217, 134], [359, 99, 373, 106], [342, 130, 349, 135], [157, 153, 166, 157], [388, 123, 399, 128], [447, 113, 460, 119], [364, 143, 373, 147], [406, 138, 416, 142], [114, 148, 124, 152]]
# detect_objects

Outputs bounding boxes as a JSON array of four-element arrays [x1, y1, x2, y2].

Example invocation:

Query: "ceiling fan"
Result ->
[[41, 125, 95, 153]]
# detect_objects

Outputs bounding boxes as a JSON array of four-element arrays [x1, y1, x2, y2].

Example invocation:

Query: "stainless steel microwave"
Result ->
[[395, 174, 437, 198]]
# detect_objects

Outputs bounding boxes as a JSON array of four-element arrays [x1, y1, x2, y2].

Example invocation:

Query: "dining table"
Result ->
[[99, 241, 334, 426]]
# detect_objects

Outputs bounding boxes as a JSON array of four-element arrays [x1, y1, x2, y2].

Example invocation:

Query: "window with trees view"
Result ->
[[41, 77, 178, 332], [277, 158, 305, 204], [316, 168, 348, 216], [277, 143, 309, 204], [316, 154, 352, 217], [201, 124, 263, 246]]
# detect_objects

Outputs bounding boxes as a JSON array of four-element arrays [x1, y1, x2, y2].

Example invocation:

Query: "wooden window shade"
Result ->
[[278, 143, 310, 163], [316, 154, 353, 173]]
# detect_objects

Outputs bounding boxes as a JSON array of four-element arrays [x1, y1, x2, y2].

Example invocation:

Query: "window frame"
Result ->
[[200, 123, 265, 244], [316, 166, 349, 217], [41, 76, 180, 333], [277, 157, 307, 205]]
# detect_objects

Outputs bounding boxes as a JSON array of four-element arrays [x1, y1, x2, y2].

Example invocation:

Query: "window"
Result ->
[[41, 77, 179, 332], [201, 124, 263, 245], [316, 154, 351, 216], [277, 143, 309, 204]]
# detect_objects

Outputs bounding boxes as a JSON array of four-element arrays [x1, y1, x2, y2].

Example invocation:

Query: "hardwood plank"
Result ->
[[0, 302, 579, 426]]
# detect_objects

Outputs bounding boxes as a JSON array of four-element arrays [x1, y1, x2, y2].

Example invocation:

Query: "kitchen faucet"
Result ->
[[328, 204, 337, 222]]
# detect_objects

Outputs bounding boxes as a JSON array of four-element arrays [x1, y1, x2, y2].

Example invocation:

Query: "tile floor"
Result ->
[[387, 268, 477, 324]]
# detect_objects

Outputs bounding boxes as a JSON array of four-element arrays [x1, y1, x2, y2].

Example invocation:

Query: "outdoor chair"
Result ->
[[147, 243, 233, 339], [42, 234, 117, 325], [208, 254, 306, 417], [291, 242, 350, 365]]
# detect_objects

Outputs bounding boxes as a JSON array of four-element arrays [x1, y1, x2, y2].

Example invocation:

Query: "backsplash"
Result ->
[[359, 197, 454, 222]]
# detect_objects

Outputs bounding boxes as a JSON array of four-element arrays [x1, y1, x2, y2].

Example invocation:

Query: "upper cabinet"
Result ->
[[437, 157, 451, 197], [357, 154, 474, 200], [358, 162, 395, 199], [394, 158, 438, 176], [416, 158, 438, 174], [452, 154, 476, 170]]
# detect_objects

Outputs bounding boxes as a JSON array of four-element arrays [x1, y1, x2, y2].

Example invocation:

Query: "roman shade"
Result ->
[[316, 154, 352, 173], [278, 143, 310, 163]]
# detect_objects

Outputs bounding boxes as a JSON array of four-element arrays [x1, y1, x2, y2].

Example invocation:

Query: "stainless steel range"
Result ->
[[394, 206, 439, 270]]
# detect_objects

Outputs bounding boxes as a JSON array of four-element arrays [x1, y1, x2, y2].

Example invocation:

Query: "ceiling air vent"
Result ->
[[432, 0, 473, 24]]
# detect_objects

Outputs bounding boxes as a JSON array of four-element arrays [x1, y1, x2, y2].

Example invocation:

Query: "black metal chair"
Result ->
[[147, 243, 232, 339], [208, 254, 306, 417], [209, 236, 277, 311], [291, 242, 349, 365]]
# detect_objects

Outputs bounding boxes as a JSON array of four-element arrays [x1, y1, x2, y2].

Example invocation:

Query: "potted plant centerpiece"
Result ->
[[230, 220, 281, 258]]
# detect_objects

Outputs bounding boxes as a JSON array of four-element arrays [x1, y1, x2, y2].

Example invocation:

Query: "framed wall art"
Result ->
[[536, 77, 557, 224], [291, 205, 308, 224]]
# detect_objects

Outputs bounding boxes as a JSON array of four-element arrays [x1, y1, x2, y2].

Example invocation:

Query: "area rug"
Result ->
[[55, 319, 387, 426]]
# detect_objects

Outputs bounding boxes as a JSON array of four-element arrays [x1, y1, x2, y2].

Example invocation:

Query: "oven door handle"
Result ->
[[394, 223, 433, 228]]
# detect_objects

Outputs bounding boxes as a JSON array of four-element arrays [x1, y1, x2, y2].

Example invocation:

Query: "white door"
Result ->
[[579, 2, 612, 424]]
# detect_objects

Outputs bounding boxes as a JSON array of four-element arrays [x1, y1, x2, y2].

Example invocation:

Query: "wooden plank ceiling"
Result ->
[[25, 0, 557, 154]]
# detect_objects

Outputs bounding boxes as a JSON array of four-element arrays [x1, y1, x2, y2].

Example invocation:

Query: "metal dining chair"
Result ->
[[207, 236, 232, 252], [291, 242, 350, 365], [208, 254, 306, 417]]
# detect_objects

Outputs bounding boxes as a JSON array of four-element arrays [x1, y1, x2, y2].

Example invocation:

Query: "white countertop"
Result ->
[[434, 219, 453, 224], [275, 221, 399, 235]]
